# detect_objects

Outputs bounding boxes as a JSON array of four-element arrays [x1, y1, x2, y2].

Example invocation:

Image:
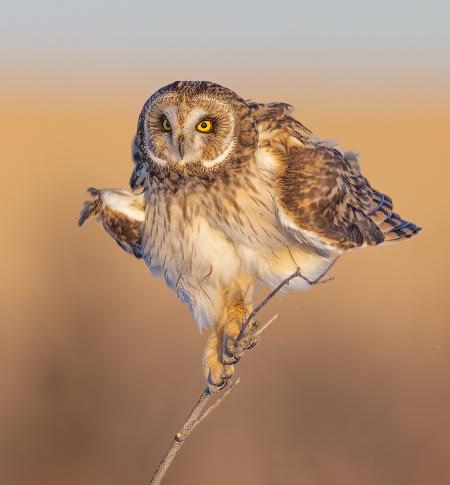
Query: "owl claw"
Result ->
[[242, 335, 259, 350], [221, 365, 234, 380], [223, 337, 240, 365], [222, 352, 241, 365], [207, 372, 231, 393], [223, 331, 259, 366], [205, 359, 235, 393]]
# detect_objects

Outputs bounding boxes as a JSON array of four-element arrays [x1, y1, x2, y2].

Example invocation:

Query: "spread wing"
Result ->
[[79, 188, 145, 258], [251, 102, 422, 251]]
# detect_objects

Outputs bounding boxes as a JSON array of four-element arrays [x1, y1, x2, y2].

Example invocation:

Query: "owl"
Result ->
[[79, 81, 421, 392]]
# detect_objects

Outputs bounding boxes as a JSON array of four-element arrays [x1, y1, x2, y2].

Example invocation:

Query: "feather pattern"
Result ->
[[80, 89, 421, 327], [79, 188, 145, 258], [252, 104, 422, 249], [79, 81, 422, 391]]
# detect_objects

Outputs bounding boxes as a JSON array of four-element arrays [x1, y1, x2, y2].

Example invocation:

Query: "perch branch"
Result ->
[[149, 261, 337, 485]]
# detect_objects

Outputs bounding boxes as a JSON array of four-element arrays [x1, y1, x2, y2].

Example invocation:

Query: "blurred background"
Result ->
[[1, 1, 449, 484]]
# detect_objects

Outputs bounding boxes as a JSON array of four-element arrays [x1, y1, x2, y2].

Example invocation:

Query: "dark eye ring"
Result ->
[[161, 117, 171, 131]]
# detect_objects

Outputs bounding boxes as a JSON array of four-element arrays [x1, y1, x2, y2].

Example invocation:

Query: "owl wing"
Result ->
[[248, 101, 316, 148], [79, 188, 145, 258], [251, 103, 421, 251]]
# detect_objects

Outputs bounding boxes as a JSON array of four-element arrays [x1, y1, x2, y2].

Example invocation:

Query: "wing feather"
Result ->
[[79, 188, 145, 258], [253, 103, 421, 250]]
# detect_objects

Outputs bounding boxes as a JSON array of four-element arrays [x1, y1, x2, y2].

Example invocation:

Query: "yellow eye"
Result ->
[[196, 119, 213, 133], [162, 117, 171, 131]]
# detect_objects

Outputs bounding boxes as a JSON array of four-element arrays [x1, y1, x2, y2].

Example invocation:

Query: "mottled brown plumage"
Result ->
[[80, 81, 421, 391]]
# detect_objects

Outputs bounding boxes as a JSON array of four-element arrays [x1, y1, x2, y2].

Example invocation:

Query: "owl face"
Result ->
[[136, 81, 258, 178]]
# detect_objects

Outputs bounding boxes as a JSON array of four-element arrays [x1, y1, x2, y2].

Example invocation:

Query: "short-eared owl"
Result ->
[[79, 81, 421, 391]]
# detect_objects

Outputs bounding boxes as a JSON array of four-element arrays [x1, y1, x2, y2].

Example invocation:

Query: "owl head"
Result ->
[[133, 81, 258, 185]]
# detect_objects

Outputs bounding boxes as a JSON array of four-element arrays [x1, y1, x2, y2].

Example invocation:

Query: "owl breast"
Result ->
[[142, 187, 249, 328]]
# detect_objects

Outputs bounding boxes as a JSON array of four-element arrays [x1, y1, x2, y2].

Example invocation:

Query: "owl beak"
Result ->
[[177, 136, 185, 160]]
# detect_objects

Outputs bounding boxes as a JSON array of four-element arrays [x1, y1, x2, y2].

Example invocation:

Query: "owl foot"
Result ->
[[222, 301, 258, 365], [223, 319, 260, 365], [203, 333, 235, 393], [203, 301, 258, 392]]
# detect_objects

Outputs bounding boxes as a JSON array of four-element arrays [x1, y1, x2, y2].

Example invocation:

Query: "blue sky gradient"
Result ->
[[3, 1, 449, 69]]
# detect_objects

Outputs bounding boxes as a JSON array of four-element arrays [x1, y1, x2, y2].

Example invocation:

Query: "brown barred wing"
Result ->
[[275, 147, 421, 250]]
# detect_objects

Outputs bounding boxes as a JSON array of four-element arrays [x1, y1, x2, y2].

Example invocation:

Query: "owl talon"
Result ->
[[243, 320, 260, 338], [204, 332, 235, 392], [242, 335, 259, 350], [223, 353, 240, 365], [221, 365, 234, 380], [223, 327, 259, 365], [208, 368, 233, 393], [223, 335, 242, 365], [216, 378, 226, 389], [225, 337, 236, 355]]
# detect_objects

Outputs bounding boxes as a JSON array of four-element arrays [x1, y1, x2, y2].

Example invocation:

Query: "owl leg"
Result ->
[[222, 300, 256, 365], [203, 300, 254, 393], [203, 331, 234, 392]]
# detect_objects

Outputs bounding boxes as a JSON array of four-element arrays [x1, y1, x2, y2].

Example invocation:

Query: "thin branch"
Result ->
[[238, 257, 338, 341], [195, 378, 241, 427], [149, 389, 210, 485], [149, 261, 336, 484], [254, 313, 279, 336]]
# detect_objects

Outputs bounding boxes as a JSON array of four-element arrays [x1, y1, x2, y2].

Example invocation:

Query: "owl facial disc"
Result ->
[[136, 81, 258, 177]]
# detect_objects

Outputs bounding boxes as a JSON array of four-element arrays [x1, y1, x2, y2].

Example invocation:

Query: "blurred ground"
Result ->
[[0, 79, 449, 485]]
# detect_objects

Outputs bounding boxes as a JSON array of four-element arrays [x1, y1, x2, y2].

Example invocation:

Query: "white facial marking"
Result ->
[[202, 139, 236, 168], [164, 106, 178, 125], [145, 147, 168, 166], [185, 107, 207, 127], [146, 96, 237, 168]]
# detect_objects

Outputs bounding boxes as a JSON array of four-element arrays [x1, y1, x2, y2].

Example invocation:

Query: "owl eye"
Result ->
[[196, 120, 213, 133], [161, 117, 171, 131]]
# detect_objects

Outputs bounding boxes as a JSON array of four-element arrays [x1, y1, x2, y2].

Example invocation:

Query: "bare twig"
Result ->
[[149, 378, 241, 485], [149, 261, 336, 484], [149, 389, 210, 485], [254, 313, 279, 336], [238, 258, 338, 342], [195, 378, 241, 427]]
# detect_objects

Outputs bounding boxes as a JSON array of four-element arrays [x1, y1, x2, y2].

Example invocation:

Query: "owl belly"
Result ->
[[142, 196, 251, 328], [239, 243, 335, 291], [204, 181, 337, 292], [142, 188, 336, 329]]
